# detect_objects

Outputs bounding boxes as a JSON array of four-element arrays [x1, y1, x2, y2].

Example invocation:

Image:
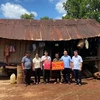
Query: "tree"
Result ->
[[21, 13, 34, 19], [40, 16, 53, 20], [62, 0, 100, 22], [88, 0, 100, 22]]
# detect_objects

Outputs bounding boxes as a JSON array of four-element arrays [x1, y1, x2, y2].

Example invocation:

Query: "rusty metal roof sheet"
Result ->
[[0, 19, 100, 41]]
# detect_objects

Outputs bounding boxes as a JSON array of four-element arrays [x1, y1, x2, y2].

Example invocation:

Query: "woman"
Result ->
[[33, 53, 41, 84]]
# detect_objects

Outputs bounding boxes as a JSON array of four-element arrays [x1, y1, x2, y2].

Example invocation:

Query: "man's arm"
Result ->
[[70, 57, 73, 69], [32, 59, 35, 71], [70, 62, 73, 69], [40, 62, 43, 70], [60, 56, 63, 61], [49, 56, 51, 61], [41, 56, 45, 62], [80, 62, 82, 71], [32, 63, 35, 71], [21, 57, 25, 70], [79, 56, 83, 71], [21, 62, 24, 70]]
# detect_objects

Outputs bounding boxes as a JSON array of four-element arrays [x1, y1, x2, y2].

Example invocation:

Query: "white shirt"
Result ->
[[33, 57, 41, 69], [72, 55, 83, 70], [41, 56, 51, 65]]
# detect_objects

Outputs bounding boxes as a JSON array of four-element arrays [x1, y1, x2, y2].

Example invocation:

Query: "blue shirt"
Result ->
[[22, 56, 32, 69], [60, 55, 71, 68]]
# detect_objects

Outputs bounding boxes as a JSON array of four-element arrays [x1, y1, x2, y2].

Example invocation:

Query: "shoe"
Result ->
[[35, 83, 38, 85], [79, 83, 82, 86], [38, 82, 41, 84]]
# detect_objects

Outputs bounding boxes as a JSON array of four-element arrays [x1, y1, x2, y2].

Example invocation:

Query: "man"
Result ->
[[53, 53, 62, 84], [71, 50, 83, 85], [60, 50, 71, 84], [22, 51, 32, 86], [41, 51, 51, 84]]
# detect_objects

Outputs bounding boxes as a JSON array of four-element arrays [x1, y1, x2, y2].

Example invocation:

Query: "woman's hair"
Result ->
[[44, 51, 48, 53]]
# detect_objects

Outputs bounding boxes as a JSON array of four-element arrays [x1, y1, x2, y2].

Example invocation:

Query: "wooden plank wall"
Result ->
[[0, 39, 5, 62], [0, 39, 44, 64]]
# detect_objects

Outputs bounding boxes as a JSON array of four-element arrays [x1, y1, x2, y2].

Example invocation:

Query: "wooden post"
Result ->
[[97, 40, 100, 71], [17, 65, 24, 84]]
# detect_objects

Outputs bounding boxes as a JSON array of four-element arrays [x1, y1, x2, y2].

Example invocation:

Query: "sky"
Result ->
[[0, 0, 67, 19]]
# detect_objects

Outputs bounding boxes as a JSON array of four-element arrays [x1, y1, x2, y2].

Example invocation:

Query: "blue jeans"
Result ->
[[73, 69, 82, 84]]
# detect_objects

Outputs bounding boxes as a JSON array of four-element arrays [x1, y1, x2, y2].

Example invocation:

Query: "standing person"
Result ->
[[53, 53, 62, 84], [22, 51, 32, 86], [60, 50, 71, 84], [71, 50, 83, 85], [41, 51, 51, 84], [33, 53, 41, 84]]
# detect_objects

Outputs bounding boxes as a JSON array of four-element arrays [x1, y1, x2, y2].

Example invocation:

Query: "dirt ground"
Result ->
[[0, 78, 100, 100]]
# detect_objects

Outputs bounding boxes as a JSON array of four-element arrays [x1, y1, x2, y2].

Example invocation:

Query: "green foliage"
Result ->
[[40, 16, 53, 20], [21, 13, 34, 19], [63, 0, 100, 22]]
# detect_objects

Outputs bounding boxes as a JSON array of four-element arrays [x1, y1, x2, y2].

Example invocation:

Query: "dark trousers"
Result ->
[[63, 68, 71, 83], [54, 70, 61, 82], [24, 69, 31, 84], [73, 69, 82, 84], [43, 69, 50, 83], [34, 68, 41, 83]]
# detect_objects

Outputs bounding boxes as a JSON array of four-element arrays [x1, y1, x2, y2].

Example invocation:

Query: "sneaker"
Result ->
[[38, 82, 41, 84], [36, 83, 38, 85], [79, 83, 82, 86]]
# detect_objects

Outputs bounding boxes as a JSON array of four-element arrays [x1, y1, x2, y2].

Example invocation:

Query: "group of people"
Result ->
[[22, 50, 83, 86]]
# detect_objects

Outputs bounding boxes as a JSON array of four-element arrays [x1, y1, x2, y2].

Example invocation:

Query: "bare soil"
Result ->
[[0, 78, 100, 100]]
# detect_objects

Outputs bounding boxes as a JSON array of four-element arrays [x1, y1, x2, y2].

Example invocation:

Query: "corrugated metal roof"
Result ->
[[0, 19, 100, 41]]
